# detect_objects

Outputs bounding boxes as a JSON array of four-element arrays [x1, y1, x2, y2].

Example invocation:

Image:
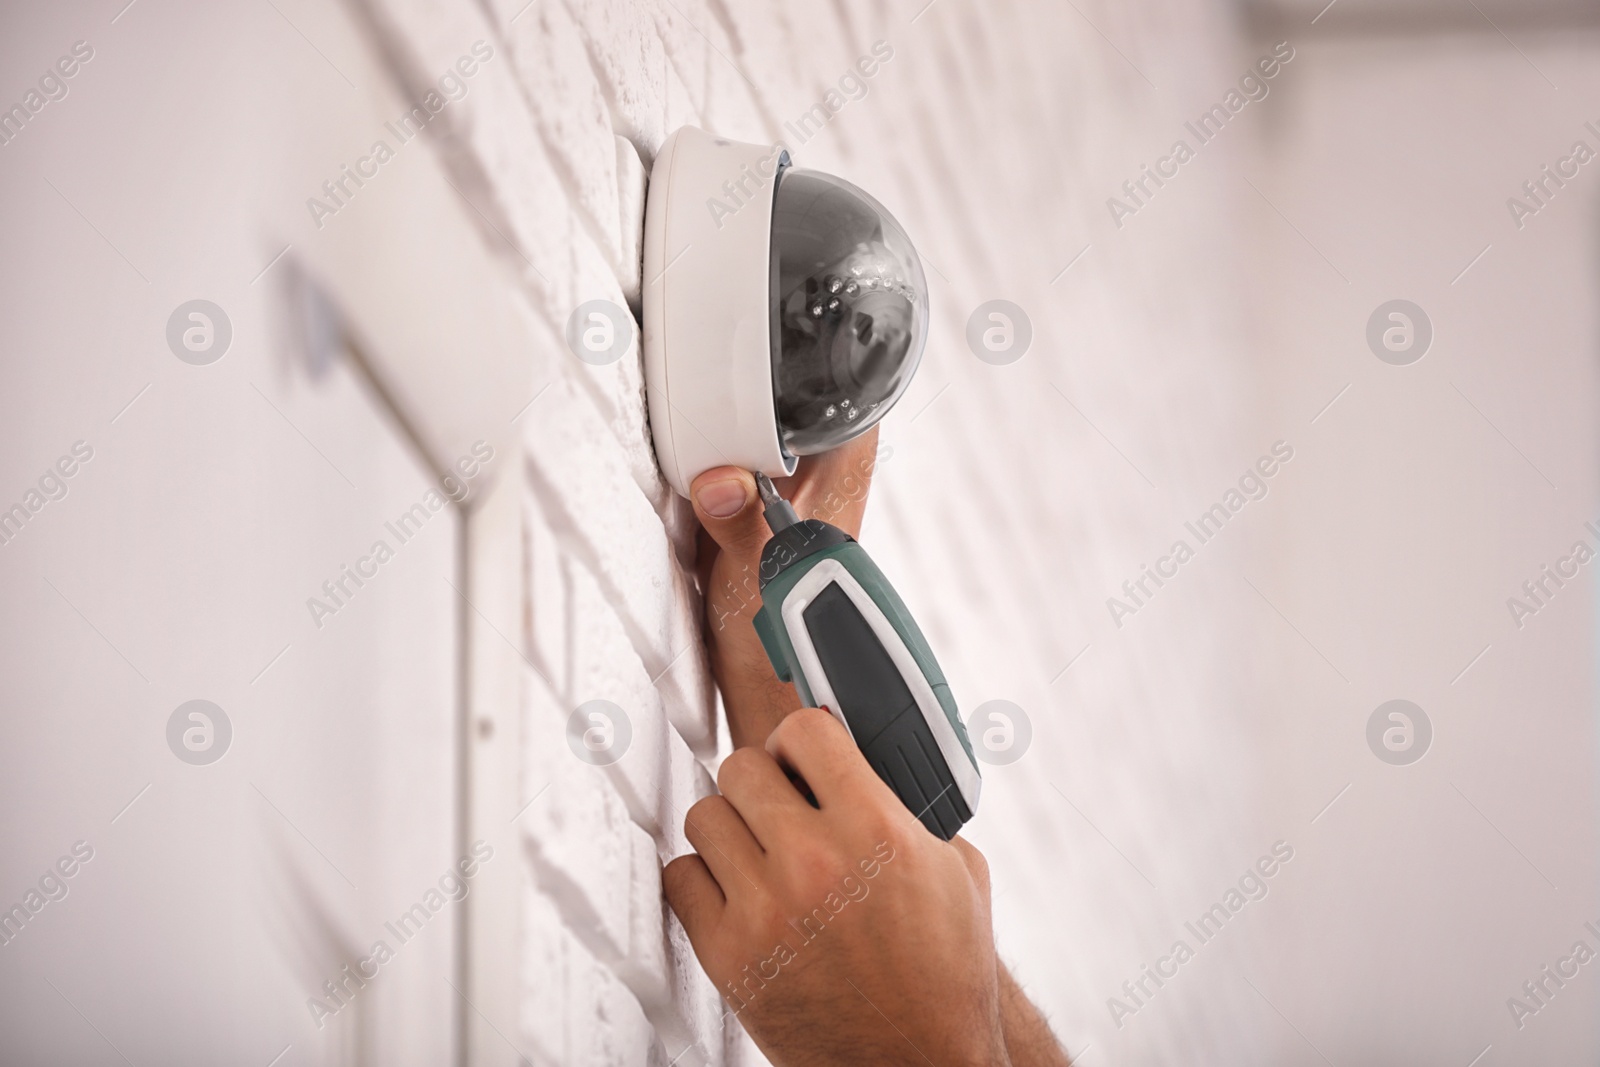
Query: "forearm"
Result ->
[[998, 962, 1071, 1067]]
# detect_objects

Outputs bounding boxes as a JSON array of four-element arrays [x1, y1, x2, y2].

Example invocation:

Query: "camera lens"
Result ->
[[770, 168, 929, 455]]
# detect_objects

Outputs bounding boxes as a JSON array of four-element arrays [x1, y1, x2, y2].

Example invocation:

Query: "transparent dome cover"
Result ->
[[769, 168, 929, 456]]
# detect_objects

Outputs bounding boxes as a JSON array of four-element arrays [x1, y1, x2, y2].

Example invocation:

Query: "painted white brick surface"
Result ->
[[370, 0, 1273, 1062]]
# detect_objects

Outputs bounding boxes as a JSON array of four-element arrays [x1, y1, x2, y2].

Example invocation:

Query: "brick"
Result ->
[[642, 0, 717, 118], [559, 227, 667, 511], [501, 0, 628, 276], [521, 886, 662, 1065], [523, 497, 571, 702], [659, 44, 704, 134], [362, 0, 575, 311], [556, 549, 716, 827], [693, 1, 799, 133], [699, 39, 769, 141], [521, 723, 637, 970], [523, 376, 717, 752], [522, 663, 723, 1058], [560, 0, 673, 152], [615, 134, 647, 309]]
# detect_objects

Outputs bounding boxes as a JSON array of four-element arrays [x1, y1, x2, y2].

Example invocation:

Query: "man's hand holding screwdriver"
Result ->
[[665, 429, 1070, 1066]]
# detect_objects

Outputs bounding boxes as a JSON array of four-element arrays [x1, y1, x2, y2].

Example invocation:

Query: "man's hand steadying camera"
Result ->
[[688, 429, 879, 750], [663, 708, 1010, 1066]]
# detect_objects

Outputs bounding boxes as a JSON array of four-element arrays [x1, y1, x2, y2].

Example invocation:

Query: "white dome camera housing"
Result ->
[[642, 126, 929, 497]]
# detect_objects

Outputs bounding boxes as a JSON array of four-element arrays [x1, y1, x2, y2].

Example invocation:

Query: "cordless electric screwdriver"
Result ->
[[749, 473, 981, 840]]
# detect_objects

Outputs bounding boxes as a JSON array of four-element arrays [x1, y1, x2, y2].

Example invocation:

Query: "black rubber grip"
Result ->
[[801, 582, 970, 839]]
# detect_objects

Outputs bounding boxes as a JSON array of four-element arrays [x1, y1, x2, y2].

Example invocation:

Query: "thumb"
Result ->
[[690, 466, 771, 560]]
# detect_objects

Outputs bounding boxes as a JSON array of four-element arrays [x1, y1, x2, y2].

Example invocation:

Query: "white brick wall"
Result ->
[[365, 1, 1276, 1062]]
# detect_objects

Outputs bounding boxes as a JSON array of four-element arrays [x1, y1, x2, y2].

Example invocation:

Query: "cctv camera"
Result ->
[[642, 126, 929, 496]]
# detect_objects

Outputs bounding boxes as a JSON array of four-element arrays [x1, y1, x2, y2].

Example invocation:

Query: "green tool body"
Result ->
[[750, 474, 981, 839]]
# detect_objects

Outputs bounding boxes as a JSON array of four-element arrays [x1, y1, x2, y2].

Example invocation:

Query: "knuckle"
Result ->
[[789, 706, 834, 737], [661, 855, 692, 894], [869, 814, 920, 858], [770, 706, 826, 755], [767, 709, 803, 750], [740, 880, 784, 923], [772, 837, 848, 894], [715, 747, 761, 793], [684, 794, 726, 834]]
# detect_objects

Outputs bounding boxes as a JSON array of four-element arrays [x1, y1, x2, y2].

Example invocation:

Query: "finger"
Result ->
[[692, 465, 801, 749], [662, 853, 724, 944], [690, 466, 769, 560], [763, 707, 890, 809], [691, 466, 771, 649], [716, 746, 814, 848], [683, 795, 765, 894], [786, 426, 879, 536], [700, 539, 799, 749]]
